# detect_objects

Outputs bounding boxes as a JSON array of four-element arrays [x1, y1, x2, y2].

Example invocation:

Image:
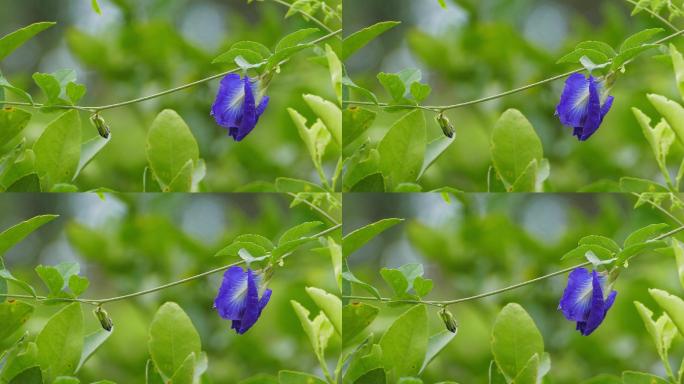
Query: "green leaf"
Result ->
[[278, 371, 327, 384], [491, 303, 544, 380], [36, 303, 84, 382], [146, 109, 199, 190], [230, 41, 271, 58], [377, 69, 421, 102], [624, 223, 669, 247], [419, 135, 455, 180], [611, 44, 659, 71], [305, 287, 341, 336], [342, 21, 401, 60], [166, 159, 194, 192], [8, 366, 42, 384], [488, 361, 507, 384], [557, 48, 610, 65], [578, 235, 621, 253], [512, 354, 539, 384], [342, 303, 379, 346], [619, 176, 668, 192], [379, 305, 427, 380], [420, 330, 457, 374], [343, 107, 376, 150], [378, 109, 426, 188], [68, 274, 89, 296], [0, 269, 36, 297], [349, 173, 385, 192], [5, 173, 40, 192], [646, 94, 684, 146], [673, 241, 684, 289], [634, 301, 677, 362], [0, 70, 33, 104], [632, 107, 675, 172], [344, 343, 384, 383], [490, 109, 543, 189], [575, 41, 617, 57], [325, 44, 343, 106], [617, 240, 668, 264], [288, 108, 331, 170], [622, 371, 669, 384], [75, 134, 111, 181], [33, 110, 81, 190], [341, 268, 381, 299], [0, 22, 56, 61], [0, 107, 31, 146], [76, 328, 112, 372], [620, 28, 663, 52], [279, 221, 323, 245], [52, 377, 80, 384], [290, 301, 334, 364], [148, 302, 201, 380], [168, 353, 195, 384], [342, 218, 404, 257], [0, 214, 57, 256], [410, 82, 431, 102], [302, 94, 341, 146], [275, 28, 319, 52], [670, 44, 684, 101], [650, 289, 684, 336], [91, 0, 102, 15], [232, 234, 274, 250], [0, 300, 33, 340]]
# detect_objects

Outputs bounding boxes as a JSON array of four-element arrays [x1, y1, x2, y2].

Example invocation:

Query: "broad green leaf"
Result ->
[[230, 41, 271, 58], [634, 301, 677, 361], [376, 69, 421, 102], [33, 110, 81, 190], [68, 274, 89, 296], [91, 0, 102, 14], [645, 94, 684, 146], [670, 44, 684, 101], [0, 214, 57, 256], [419, 135, 455, 180], [342, 21, 401, 60], [619, 176, 668, 192], [342, 303, 379, 346], [622, 371, 669, 384], [342, 218, 404, 257], [557, 48, 610, 65], [212, 48, 264, 66], [305, 287, 341, 336], [342, 77, 378, 104], [343, 146, 380, 191], [75, 134, 111, 181], [576, 41, 617, 57], [624, 223, 669, 247], [0, 22, 55, 61], [491, 109, 543, 189], [380, 264, 425, 298], [349, 172, 385, 192], [491, 303, 544, 380], [326, 44, 343, 105], [650, 289, 684, 335], [288, 108, 331, 170], [611, 44, 659, 71], [344, 343, 384, 384], [36, 303, 84, 382], [0, 107, 31, 146], [35, 262, 79, 297], [76, 328, 112, 372], [512, 354, 539, 384], [413, 276, 433, 297], [341, 269, 381, 299], [290, 301, 334, 363], [278, 371, 326, 384], [420, 330, 457, 374], [379, 305, 427, 380], [165, 159, 193, 192], [275, 28, 319, 51], [0, 300, 33, 340], [510, 158, 538, 192], [168, 353, 195, 384], [232, 234, 274, 250], [617, 240, 668, 264], [0, 70, 33, 104], [148, 302, 201, 380], [632, 107, 675, 172], [52, 377, 80, 384], [303, 94, 341, 146], [145, 360, 165, 384], [578, 235, 621, 253], [0, 269, 36, 297], [378, 109, 426, 188], [279, 221, 323, 245], [620, 28, 663, 52], [410, 82, 431, 102], [343, 107, 376, 149], [146, 109, 199, 189], [489, 361, 507, 384]]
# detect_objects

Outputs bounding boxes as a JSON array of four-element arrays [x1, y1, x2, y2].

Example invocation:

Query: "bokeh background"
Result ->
[[0, 0, 339, 191], [344, 193, 684, 383], [0, 193, 338, 382], [344, 0, 684, 192]]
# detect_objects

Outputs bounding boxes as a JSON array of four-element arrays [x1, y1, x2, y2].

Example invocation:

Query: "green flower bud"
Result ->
[[94, 306, 113, 332], [90, 114, 110, 139], [435, 113, 455, 138], [439, 307, 458, 333]]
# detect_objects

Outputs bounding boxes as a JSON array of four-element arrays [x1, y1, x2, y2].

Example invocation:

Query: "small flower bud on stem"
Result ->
[[90, 113, 111, 139], [439, 307, 458, 333], [94, 306, 113, 332], [436, 112, 455, 138]]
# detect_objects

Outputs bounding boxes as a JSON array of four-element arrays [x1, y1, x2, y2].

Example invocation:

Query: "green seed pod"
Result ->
[[439, 307, 458, 333], [90, 114, 110, 139], [435, 113, 455, 138], [94, 306, 113, 332]]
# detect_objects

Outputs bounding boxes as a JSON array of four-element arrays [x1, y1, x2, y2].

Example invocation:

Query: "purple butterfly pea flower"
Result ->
[[211, 73, 270, 141], [555, 73, 614, 141], [558, 267, 617, 336], [214, 266, 272, 334]]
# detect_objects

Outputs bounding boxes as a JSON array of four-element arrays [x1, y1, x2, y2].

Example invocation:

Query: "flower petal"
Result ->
[[558, 267, 594, 322], [579, 271, 616, 335], [214, 266, 249, 320], [235, 269, 262, 334], [576, 76, 602, 141], [231, 77, 258, 142], [600, 95, 614, 123], [211, 73, 244, 128], [556, 73, 591, 128]]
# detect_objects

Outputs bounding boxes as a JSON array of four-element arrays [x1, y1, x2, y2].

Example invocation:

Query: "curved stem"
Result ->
[[268, 0, 336, 34], [345, 26, 684, 114], [0, 223, 341, 306], [0, 29, 341, 113], [343, 224, 684, 307], [287, 192, 340, 225]]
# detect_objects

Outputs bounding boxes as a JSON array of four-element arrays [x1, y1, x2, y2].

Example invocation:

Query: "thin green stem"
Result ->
[[287, 192, 340, 225], [343, 224, 684, 307], [624, 0, 680, 31], [0, 223, 341, 306], [0, 29, 341, 113], [268, 0, 336, 34], [345, 26, 684, 114], [631, 192, 684, 226]]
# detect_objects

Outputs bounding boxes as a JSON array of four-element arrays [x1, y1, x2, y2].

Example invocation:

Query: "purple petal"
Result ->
[[558, 267, 594, 322], [600, 95, 614, 123], [214, 266, 248, 320], [580, 271, 617, 335], [576, 76, 603, 141], [231, 77, 258, 142], [235, 269, 261, 334], [556, 73, 591, 128], [211, 74, 244, 128], [256, 96, 270, 119]]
